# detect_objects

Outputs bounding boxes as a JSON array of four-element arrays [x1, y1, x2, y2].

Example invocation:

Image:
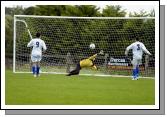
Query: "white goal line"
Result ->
[[14, 72, 154, 79], [80, 74, 154, 79], [14, 15, 155, 19]]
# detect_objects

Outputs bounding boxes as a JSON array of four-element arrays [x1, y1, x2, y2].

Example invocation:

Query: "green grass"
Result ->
[[5, 70, 155, 105]]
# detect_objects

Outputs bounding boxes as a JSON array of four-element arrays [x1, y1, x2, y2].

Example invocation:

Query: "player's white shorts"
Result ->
[[131, 55, 142, 67], [31, 54, 42, 62]]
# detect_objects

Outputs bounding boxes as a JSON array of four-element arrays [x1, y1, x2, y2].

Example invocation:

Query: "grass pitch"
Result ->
[[5, 70, 155, 105]]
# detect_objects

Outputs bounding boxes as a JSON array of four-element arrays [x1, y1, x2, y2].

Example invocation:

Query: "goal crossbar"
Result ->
[[14, 15, 155, 19]]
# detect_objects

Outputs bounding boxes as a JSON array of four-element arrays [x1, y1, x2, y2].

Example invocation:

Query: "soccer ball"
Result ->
[[89, 43, 95, 49]]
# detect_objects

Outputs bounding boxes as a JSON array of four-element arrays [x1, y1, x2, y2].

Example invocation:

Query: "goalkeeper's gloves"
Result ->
[[98, 50, 104, 55]]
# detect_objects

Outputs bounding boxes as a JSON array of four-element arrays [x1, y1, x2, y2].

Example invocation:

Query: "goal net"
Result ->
[[13, 15, 155, 77]]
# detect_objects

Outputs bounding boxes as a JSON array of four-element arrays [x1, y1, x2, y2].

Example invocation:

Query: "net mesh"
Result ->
[[14, 16, 155, 77]]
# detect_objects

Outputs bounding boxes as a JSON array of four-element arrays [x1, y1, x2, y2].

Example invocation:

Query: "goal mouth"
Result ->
[[13, 15, 155, 78]]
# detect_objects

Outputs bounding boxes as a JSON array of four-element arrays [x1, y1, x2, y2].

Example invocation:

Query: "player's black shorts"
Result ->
[[76, 63, 81, 70]]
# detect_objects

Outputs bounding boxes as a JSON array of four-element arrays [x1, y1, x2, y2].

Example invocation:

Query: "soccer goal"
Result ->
[[13, 15, 155, 77]]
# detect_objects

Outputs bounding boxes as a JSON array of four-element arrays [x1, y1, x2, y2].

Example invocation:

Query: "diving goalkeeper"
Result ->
[[66, 50, 104, 76]]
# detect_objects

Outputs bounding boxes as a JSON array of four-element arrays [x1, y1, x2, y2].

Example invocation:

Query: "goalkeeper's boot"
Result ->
[[34, 74, 37, 77]]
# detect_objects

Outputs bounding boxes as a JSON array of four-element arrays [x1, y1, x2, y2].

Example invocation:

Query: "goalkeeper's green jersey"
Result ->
[[79, 54, 97, 69]]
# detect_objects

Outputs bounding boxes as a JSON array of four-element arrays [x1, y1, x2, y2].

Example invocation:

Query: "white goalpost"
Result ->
[[13, 15, 155, 78]]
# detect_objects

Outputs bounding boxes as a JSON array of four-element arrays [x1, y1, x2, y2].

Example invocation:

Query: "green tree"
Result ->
[[5, 6, 25, 57], [75, 5, 100, 17], [24, 6, 36, 15], [5, 6, 24, 15], [5, 15, 13, 55], [129, 9, 155, 17], [102, 5, 126, 17], [31, 5, 67, 16]]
